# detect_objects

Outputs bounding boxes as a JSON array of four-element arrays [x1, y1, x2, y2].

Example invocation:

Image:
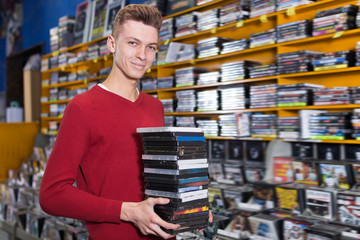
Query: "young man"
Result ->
[[40, 4, 180, 240]]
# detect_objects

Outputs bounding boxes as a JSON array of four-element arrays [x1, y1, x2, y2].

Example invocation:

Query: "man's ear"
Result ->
[[107, 35, 116, 53]]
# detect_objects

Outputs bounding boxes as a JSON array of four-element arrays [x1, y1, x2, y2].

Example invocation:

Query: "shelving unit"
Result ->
[[40, 0, 360, 145]]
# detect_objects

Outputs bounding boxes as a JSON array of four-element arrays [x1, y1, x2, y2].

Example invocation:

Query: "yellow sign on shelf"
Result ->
[[52, 51, 59, 57], [211, 28, 217, 34], [236, 20, 244, 28], [93, 58, 98, 63], [165, 39, 170, 45], [147, 68, 151, 73], [104, 55, 108, 61], [286, 7, 296, 16], [260, 15, 268, 23], [84, 79, 88, 84], [333, 31, 344, 39], [190, 59, 196, 65]]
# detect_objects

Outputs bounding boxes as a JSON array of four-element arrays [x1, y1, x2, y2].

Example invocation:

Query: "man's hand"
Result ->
[[121, 198, 179, 239], [198, 209, 213, 233]]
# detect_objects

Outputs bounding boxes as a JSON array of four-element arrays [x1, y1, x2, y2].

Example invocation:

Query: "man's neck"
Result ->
[[102, 69, 139, 102]]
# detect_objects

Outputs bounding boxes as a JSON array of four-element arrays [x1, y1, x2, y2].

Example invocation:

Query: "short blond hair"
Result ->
[[112, 4, 162, 39]]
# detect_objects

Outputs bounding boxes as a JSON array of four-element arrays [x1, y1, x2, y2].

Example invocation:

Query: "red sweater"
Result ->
[[40, 85, 166, 240]]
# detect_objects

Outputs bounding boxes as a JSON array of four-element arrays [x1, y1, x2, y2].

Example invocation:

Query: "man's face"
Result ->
[[112, 20, 158, 81]]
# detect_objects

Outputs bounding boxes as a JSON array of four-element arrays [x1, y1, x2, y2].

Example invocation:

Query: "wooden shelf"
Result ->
[[282, 138, 360, 144], [158, 44, 277, 68], [41, 116, 62, 121], [43, 36, 108, 59], [164, 108, 278, 116], [206, 136, 274, 141], [42, 54, 112, 73], [279, 104, 360, 110], [279, 66, 360, 78], [43, 75, 108, 89], [41, 99, 71, 105]]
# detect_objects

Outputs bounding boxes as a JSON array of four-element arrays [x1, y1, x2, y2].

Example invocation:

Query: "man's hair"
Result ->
[[112, 4, 162, 38]]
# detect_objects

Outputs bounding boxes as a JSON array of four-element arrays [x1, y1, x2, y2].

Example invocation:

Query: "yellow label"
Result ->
[[147, 68, 151, 73], [61, 66, 65, 71], [165, 39, 170, 45], [333, 31, 344, 39], [52, 51, 59, 57], [71, 64, 74, 68], [84, 79, 88, 84], [286, 7, 296, 16], [260, 15, 268, 23], [190, 59, 196, 65], [93, 58, 98, 63], [236, 20, 244, 28], [104, 55, 108, 61], [211, 28, 217, 34]]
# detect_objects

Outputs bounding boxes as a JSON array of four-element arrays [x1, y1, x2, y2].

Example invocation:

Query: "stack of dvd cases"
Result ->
[[312, 50, 356, 71], [87, 43, 99, 60], [313, 87, 352, 106], [251, 114, 277, 138], [218, 85, 248, 110], [175, 67, 208, 87], [157, 76, 174, 89], [157, 44, 170, 65], [356, 41, 360, 66], [249, 64, 277, 78], [196, 90, 219, 111], [219, 1, 250, 26], [197, 71, 220, 85], [197, 37, 232, 59], [250, 0, 276, 18], [221, 61, 261, 81], [276, 83, 324, 107], [276, 20, 312, 43], [175, 13, 198, 38], [196, 119, 219, 136], [309, 112, 352, 140], [218, 114, 238, 137], [58, 16, 75, 49], [250, 29, 277, 48], [250, 84, 277, 108], [50, 27, 59, 52], [277, 0, 314, 11], [176, 90, 196, 112], [221, 39, 249, 54], [160, 99, 174, 113], [164, 116, 175, 127], [176, 117, 196, 127], [159, 18, 174, 42], [140, 77, 157, 91], [313, 5, 358, 37], [197, 9, 219, 32], [277, 117, 300, 139], [137, 127, 209, 234], [277, 50, 323, 74], [352, 87, 360, 104]]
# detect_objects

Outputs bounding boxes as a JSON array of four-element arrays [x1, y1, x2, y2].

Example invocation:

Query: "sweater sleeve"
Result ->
[[39, 99, 122, 224]]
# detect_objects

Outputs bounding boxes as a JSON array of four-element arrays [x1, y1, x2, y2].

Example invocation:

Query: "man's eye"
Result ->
[[129, 41, 137, 46], [148, 46, 157, 51]]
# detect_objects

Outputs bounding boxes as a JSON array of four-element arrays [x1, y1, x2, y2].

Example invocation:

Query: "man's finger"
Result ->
[[154, 217, 180, 230], [150, 223, 176, 240], [209, 210, 213, 223], [152, 197, 170, 205]]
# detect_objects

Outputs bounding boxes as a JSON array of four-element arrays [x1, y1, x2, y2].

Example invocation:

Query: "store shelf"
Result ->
[[41, 116, 62, 121], [164, 108, 278, 116], [16, 228, 41, 240], [282, 139, 360, 144], [206, 136, 275, 141], [278, 104, 360, 110], [279, 66, 360, 78], [41, 99, 71, 105], [43, 75, 108, 89]]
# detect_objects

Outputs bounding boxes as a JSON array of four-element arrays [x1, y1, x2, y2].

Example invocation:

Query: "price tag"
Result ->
[[164, 39, 170, 45], [104, 55, 108, 61], [61, 66, 65, 71], [70, 64, 74, 68], [286, 7, 295, 16], [93, 58, 98, 63], [52, 51, 59, 57], [333, 31, 344, 38], [236, 20, 244, 28], [147, 68, 151, 73], [190, 59, 196, 65], [260, 15, 268, 23], [211, 28, 217, 34], [84, 79, 88, 84]]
